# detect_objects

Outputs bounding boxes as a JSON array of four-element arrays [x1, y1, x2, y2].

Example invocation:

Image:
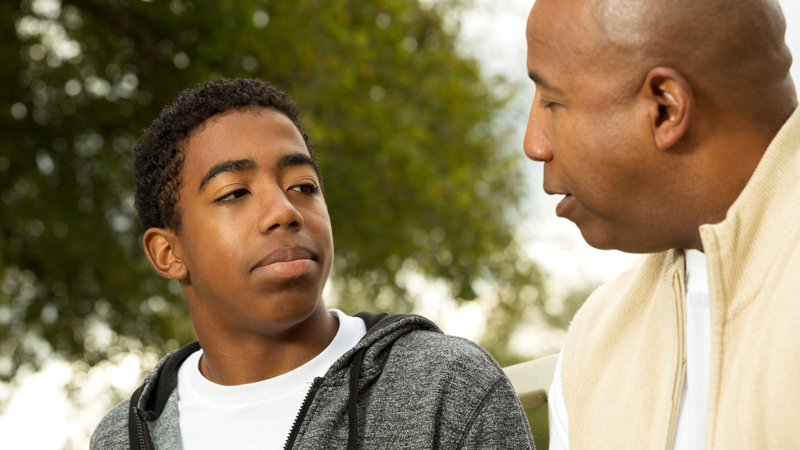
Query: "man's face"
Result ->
[[175, 108, 333, 331], [523, 0, 681, 252]]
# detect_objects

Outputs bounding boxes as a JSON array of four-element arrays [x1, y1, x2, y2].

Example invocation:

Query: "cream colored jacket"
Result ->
[[562, 107, 800, 450]]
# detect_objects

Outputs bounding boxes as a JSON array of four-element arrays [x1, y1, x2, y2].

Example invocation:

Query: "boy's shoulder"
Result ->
[[356, 312, 502, 374], [360, 313, 506, 391], [393, 327, 501, 371], [90, 343, 197, 450], [90, 397, 130, 450], [339, 315, 532, 449]]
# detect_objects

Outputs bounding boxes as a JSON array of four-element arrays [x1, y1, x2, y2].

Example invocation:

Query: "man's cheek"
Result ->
[[552, 118, 582, 156]]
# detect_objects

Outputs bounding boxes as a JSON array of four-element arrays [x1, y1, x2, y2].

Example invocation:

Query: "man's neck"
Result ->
[[190, 304, 339, 386], [677, 122, 777, 252]]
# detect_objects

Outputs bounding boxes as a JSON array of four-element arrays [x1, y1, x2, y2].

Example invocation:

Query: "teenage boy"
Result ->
[[90, 78, 534, 450]]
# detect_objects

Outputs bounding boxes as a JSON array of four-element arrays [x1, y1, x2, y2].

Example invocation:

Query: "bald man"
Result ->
[[523, 0, 800, 449]]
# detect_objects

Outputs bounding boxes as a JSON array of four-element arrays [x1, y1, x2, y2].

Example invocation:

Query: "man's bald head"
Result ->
[[524, 0, 797, 253], [591, 0, 794, 123]]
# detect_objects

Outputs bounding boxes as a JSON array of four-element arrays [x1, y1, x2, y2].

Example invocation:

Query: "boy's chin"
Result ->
[[250, 285, 326, 318], [185, 270, 329, 331], [246, 295, 327, 331]]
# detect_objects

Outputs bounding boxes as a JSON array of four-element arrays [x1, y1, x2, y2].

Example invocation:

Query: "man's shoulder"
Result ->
[[90, 397, 130, 450]]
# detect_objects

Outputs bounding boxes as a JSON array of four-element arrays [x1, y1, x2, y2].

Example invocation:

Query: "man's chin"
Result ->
[[579, 226, 670, 254], [576, 222, 620, 251]]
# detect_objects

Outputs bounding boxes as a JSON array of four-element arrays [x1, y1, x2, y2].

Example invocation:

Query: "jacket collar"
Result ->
[[130, 313, 439, 417], [700, 105, 800, 311], [131, 341, 200, 415], [328, 312, 439, 376]]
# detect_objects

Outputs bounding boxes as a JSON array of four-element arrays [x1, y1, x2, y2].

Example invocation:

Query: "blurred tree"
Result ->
[[0, 0, 557, 399]]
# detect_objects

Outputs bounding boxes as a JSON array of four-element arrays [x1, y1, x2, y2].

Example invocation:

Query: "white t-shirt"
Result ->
[[176, 309, 367, 450], [548, 250, 711, 450]]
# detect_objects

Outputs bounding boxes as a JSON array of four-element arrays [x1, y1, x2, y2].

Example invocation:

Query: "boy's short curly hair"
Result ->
[[133, 77, 316, 232]]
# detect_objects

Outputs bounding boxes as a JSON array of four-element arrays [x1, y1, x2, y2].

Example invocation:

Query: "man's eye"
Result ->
[[289, 184, 319, 195], [216, 188, 249, 203], [539, 99, 557, 109]]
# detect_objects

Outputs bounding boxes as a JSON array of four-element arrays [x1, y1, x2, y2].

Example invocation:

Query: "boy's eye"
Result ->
[[289, 183, 319, 195], [216, 188, 249, 203]]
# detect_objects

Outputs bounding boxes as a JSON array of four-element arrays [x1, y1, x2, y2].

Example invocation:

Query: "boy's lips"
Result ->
[[252, 247, 316, 278]]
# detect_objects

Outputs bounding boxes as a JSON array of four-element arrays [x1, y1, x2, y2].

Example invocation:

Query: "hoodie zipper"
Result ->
[[283, 377, 324, 450], [133, 407, 148, 450]]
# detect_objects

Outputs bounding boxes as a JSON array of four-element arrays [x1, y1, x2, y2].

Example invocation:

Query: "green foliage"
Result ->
[[526, 404, 550, 450], [0, 0, 551, 387]]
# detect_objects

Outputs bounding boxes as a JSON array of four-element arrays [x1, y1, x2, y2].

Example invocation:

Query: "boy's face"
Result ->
[[171, 107, 333, 331]]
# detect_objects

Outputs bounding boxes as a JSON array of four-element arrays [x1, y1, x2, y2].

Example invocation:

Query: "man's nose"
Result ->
[[523, 103, 554, 163]]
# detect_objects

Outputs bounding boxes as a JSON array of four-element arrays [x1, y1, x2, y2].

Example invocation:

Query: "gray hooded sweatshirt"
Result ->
[[90, 313, 535, 450]]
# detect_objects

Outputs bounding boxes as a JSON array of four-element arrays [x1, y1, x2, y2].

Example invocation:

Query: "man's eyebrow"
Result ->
[[529, 71, 562, 93], [278, 152, 321, 180], [198, 159, 258, 192]]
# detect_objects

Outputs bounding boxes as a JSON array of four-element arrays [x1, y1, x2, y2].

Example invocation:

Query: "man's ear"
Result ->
[[642, 67, 694, 150], [143, 228, 189, 280]]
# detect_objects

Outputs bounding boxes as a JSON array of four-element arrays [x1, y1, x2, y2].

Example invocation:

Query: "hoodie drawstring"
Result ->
[[347, 348, 365, 450]]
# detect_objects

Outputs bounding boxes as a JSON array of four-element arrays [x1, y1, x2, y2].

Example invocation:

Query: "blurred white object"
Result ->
[[503, 353, 558, 409]]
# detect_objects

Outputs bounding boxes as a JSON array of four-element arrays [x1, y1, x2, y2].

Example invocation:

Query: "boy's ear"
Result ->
[[143, 228, 189, 280]]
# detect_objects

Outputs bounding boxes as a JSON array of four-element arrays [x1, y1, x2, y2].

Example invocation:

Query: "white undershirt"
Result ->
[[176, 310, 367, 450], [548, 250, 711, 450]]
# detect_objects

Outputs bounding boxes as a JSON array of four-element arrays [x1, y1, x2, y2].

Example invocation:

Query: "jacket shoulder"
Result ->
[[388, 329, 504, 387], [90, 397, 130, 450], [359, 329, 529, 449]]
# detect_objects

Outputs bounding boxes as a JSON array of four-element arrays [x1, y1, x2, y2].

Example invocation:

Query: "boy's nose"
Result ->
[[258, 192, 304, 234]]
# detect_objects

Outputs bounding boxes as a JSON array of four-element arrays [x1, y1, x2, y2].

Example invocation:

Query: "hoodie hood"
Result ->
[[330, 312, 440, 376]]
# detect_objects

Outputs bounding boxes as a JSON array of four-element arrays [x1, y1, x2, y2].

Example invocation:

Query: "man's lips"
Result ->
[[544, 187, 575, 217], [555, 194, 574, 217], [252, 247, 316, 278]]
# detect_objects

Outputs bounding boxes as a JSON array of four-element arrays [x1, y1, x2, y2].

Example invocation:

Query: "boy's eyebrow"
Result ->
[[278, 152, 321, 180], [197, 153, 321, 193], [198, 159, 258, 192]]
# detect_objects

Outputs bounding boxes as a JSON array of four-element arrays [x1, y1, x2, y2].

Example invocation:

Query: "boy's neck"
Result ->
[[190, 303, 339, 386]]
